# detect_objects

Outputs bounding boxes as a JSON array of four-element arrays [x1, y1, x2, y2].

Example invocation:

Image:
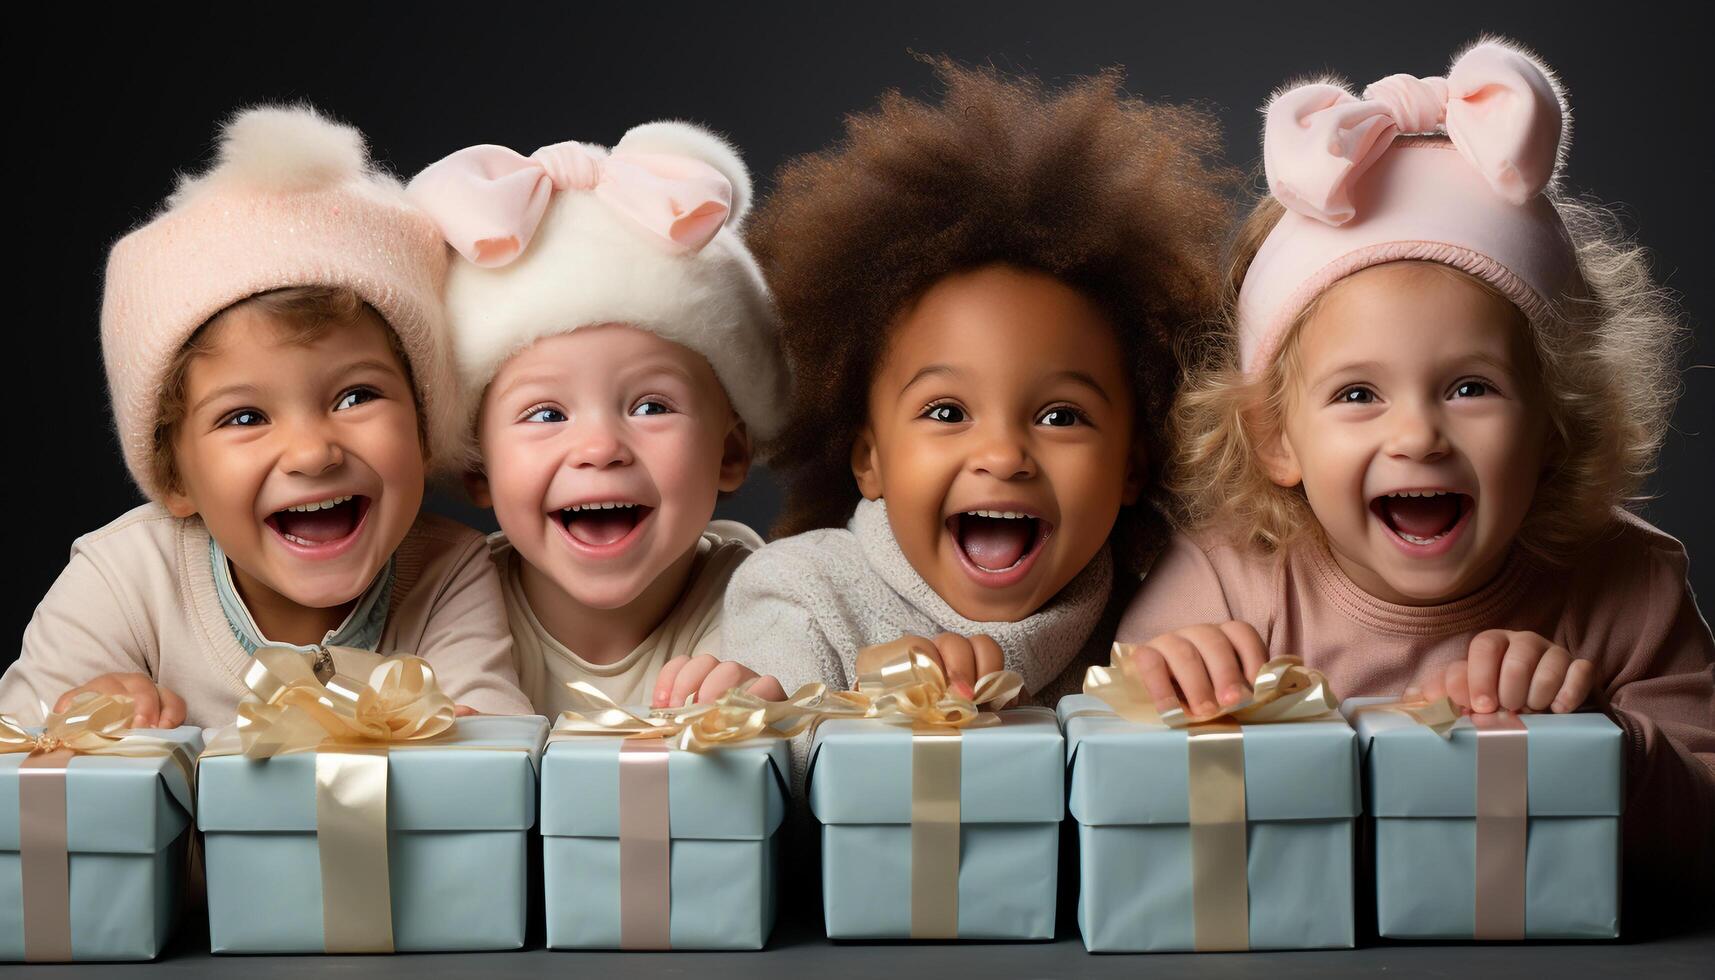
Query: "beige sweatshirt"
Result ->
[[494, 520, 761, 715], [1, 503, 532, 727], [1117, 509, 1715, 901]]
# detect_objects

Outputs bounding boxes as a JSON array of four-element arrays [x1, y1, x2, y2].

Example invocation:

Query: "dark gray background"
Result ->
[[6, 0, 1708, 668]]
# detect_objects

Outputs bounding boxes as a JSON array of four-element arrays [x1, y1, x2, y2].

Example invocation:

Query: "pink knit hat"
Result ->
[[102, 105, 459, 501], [1236, 40, 1582, 375]]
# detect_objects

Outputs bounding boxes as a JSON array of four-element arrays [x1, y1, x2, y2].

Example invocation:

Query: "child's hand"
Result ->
[[653, 655, 787, 708], [54, 673, 187, 729], [1122, 621, 1268, 719], [899, 633, 1016, 706], [1415, 629, 1595, 714]]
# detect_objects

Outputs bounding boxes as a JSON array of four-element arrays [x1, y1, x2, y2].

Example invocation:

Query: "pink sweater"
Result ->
[[2, 504, 533, 727], [1118, 509, 1715, 899]]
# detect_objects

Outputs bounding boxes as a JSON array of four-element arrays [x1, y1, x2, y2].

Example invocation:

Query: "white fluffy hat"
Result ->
[[408, 121, 787, 462]]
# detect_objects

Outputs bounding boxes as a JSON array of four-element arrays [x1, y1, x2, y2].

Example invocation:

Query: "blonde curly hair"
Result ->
[[1171, 187, 1687, 564]]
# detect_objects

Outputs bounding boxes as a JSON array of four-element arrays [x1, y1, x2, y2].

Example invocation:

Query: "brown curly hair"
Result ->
[[748, 60, 1235, 572]]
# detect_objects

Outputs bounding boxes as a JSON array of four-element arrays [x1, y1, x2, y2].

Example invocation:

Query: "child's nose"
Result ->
[[565, 416, 634, 469], [279, 421, 344, 475], [968, 425, 1037, 480], [1383, 403, 1451, 461]]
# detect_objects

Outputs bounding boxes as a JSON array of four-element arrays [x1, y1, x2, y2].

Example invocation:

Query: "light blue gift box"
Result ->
[[1344, 698, 1622, 939], [196, 714, 548, 953], [540, 733, 788, 949], [1057, 694, 1359, 952], [807, 706, 1063, 940], [1, 725, 202, 962]]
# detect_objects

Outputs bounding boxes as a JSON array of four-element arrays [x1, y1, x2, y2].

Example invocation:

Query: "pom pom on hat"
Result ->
[[615, 119, 755, 226], [170, 104, 377, 207]]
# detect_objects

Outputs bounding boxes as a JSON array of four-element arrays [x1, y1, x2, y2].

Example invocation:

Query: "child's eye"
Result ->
[[1334, 385, 1376, 405], [523, 406, 567, 424], [920, 402, 967, 424], [334, 387, 380, 411], [630, 400, 673, 417], [1451, 379, 1492, 399], [219, 408, 267, 428], [1037, 406, 1085, 427]]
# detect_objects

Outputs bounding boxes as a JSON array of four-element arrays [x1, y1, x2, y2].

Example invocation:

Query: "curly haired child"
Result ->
[[1116, 40, 1713, 900], [0, 106, 531, 727], [723, 61, 1235, 714]]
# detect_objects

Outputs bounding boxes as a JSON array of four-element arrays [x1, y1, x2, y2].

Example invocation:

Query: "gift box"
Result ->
[[1059, 692, 1360, 951], [540, 728, 789, 949], [807, 706, 1064, 940], [197, 713, 548, 953], [1345, 697, 1622, 940], [2, 714, 201, 962]]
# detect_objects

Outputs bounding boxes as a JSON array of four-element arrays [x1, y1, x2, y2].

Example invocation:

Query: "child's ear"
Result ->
[[1121, 444, 1148, 506], [163, 486, 198, 519], [1258, 426, 1304, 488], [850, 425, 883, 500], [462, 470, 494, 509], [718, 417, 753, 493]]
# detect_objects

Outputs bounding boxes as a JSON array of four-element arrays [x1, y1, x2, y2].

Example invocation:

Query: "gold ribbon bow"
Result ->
[[204, 646, 460, 954], [844, 638, 1025, 940], [1082, 648, 1349, 951], [1086, 646, 1341, 728], [4, 693, 193, 962]]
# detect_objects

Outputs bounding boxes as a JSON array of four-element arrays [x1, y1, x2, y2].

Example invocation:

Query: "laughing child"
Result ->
[[408, 122, 790, 716], [723, 63, 1234, 711], [0, 106, 531, 727], [1117, 41, 1713, 900]]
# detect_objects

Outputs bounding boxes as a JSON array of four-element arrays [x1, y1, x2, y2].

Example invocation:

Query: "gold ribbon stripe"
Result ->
[[1472, 711, 1528, 940], [910, 726, 962, 940], [315, 745, 394, 953], [619, 739, 672, 950], [1187, 723, 1249, 952], [18, 749, 74, 962]]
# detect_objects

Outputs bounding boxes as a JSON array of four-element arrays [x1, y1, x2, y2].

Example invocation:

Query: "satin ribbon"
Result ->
[[3, 693, 193, 962], [204, 645, 458, 954], [408, 140, 733, 266], [851, 638, 1024, 939], [1471, 711, 1528, 939], [1084, 649, 1347, 950], [549, 679, 857, 949], [1264, 42, 1564, 226]]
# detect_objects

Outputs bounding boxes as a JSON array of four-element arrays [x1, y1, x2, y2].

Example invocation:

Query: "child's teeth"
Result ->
[[564, 502, 636, 513], [285, 494, 353, 513], [964, 510, 1028, 519]]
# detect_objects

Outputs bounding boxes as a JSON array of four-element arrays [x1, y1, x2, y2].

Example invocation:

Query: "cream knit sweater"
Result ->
[[2, 503, 532, 727]]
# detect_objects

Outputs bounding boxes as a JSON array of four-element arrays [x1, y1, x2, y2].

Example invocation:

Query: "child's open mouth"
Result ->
[[1370, 490, 1473, 553], [264, 494, 370, 558], [947, 509, 1052, 588], [553, 501, 653, 556]]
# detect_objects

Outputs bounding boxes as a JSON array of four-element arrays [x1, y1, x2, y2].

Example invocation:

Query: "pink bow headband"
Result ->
[[408, 141, 734, 266], [1236, 40, 1581, 375]]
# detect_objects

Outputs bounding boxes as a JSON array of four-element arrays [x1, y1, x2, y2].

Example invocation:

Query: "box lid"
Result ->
[[1, 725, 201, 854], [540, 734, 788, 840], [196, 714, 548, 832], [1058, 694, 1359, 825], [806, 706, 1063, 825], [1343, 697, 1622, 817]]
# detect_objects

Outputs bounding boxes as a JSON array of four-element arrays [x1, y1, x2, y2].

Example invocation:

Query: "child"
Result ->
[[0, 106, 531, 728], [723, 63, 1234, 710], [1118, 41, 1713, 900], [407, 122, 790, 716]]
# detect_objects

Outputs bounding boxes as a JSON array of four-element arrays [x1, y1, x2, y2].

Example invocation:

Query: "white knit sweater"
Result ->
[[722, 498, 1116, 789]]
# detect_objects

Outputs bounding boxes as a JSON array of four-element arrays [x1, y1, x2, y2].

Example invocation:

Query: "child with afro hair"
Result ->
[[722, 61, 1235, 722]]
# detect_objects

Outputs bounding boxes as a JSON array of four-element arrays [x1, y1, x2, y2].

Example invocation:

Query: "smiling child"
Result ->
[[408, 122, 789, 715], [0, 106, 531, 727], [723, 62, 1234, 714]]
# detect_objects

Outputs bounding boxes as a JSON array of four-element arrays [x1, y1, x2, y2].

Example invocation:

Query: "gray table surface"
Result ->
[[12, 904, 1712, 978]]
